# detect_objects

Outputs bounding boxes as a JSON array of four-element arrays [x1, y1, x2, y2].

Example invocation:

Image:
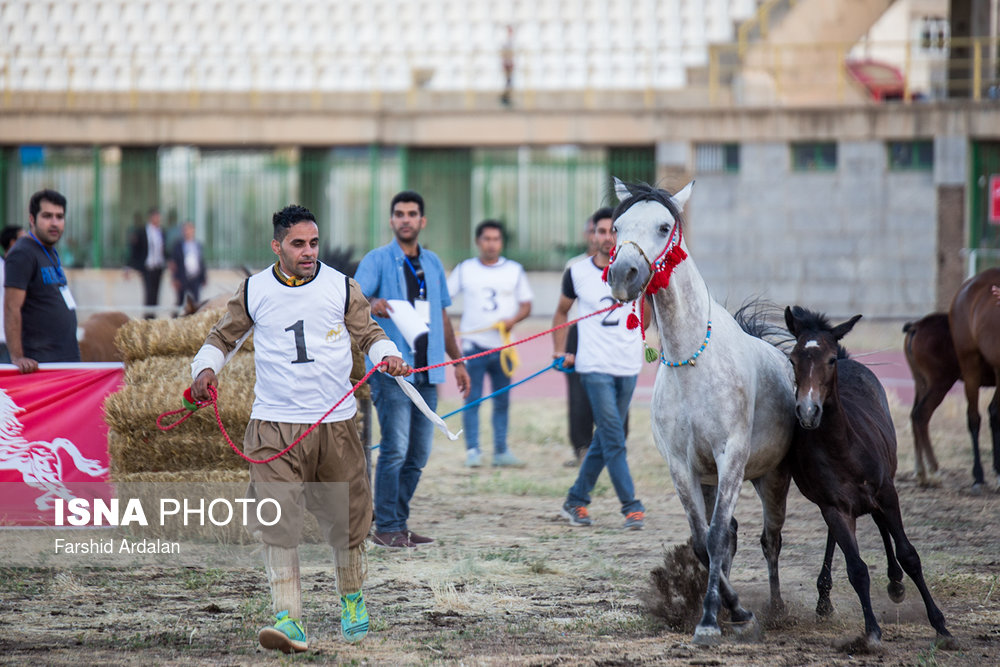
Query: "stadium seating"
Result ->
[[0, 0, 763, 93]]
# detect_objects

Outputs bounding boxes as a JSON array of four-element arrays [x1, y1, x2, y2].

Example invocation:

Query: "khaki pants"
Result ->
[[245, 419, 372, 550]]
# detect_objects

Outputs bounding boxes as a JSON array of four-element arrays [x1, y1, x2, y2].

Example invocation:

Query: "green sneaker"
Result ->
[[340, 591, 370, 643], [258, 610, 308, 653]]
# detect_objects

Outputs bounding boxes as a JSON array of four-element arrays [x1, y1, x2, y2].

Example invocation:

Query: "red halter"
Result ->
[[603, 221, 687, 332]]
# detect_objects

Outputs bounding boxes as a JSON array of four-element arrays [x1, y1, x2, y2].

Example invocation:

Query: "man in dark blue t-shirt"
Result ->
[[3, 189, 80, 373]]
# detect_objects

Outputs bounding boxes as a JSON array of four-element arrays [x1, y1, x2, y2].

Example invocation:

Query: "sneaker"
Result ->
[[492, 451, 526, 468], [560, 502, 592, 527], [465, 448, 482, 468], [370, 531, 416, 548], [258, 610, 308, 653], [407, 530, 434, 544], [340, 591, 369, 643], [623, 511, 645, 530]]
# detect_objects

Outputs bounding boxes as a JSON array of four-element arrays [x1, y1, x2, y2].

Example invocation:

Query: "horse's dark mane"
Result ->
[[789, 306, 850, 359], [612, 181, 682, 224], [733, 299, 794, 351]]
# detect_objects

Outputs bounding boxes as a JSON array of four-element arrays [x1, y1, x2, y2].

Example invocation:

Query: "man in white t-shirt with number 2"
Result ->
[[447, 220, 533, 468], [551, 211, 649, 530]]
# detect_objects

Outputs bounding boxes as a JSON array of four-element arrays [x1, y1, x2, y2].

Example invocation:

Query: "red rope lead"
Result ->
[[208, 363, 387, 465], [155, 302, 622, 464]]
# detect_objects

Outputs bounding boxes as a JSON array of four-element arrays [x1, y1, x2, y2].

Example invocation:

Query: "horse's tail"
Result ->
[[732, 298, 794, 352]]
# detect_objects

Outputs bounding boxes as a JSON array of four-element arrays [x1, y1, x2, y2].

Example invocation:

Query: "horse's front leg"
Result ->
[[816, 529, 836, 616], [821, 507, 882, 649], [962, 378, 985, 491], [695, 464, 754, 646], [989, 386, 1000, 489], [753, 464, 790, 619]]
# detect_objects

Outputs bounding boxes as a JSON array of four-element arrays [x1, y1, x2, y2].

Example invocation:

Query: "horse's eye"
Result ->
[[658, 223, 672, 235], [827, 357, 836, 366]]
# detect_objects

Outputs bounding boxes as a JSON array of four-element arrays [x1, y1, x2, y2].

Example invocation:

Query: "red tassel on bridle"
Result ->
[[605, 223, 687, 348]]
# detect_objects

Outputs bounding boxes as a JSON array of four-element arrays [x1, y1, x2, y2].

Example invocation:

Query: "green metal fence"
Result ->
[[0, 144, 655, 271], [969, 140, 1000, 274]]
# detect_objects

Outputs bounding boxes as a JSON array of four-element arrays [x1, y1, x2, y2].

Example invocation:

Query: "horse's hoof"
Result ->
[[692, 625, 722, 646], [835, 633, 883, 655], [918, 473, 943, 489], [971, 482, 985, 496], [887, 581, 906, 603], [730, 613, 762, 642], [816, 597, 834, 617], [766, 599, 788, 622], [934, 633, 959, 651]]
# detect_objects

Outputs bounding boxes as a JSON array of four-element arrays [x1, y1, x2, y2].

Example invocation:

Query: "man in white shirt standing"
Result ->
[[551, 212, 648, 530], [447, 220, 533, 468]]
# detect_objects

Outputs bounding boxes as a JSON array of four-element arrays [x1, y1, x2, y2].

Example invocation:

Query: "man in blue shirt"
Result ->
[[356, 190, 470, 549]]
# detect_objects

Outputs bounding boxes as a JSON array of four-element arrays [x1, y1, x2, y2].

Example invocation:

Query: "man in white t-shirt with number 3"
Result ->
[[448, 220, 533, 468]]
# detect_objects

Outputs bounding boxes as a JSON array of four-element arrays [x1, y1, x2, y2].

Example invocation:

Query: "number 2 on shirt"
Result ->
[[600, 297, 620, 327]]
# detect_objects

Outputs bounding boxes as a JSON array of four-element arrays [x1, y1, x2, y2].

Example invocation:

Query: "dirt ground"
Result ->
[[3, 321, 1000, 666]]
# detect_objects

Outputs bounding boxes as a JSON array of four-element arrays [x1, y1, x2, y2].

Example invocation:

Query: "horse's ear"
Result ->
[[670, 181, 695, 210], [613, 177, 631, 202], [784, 306, 799, 336], [831, 314, 862, 341]]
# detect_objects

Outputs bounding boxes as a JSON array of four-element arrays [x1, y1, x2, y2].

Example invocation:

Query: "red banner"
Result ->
[[0, 364, 123, 525]]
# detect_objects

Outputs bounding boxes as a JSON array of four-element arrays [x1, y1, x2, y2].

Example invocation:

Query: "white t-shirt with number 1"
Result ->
[[447, 257, 533, 351], [564, 257, 643, 376]]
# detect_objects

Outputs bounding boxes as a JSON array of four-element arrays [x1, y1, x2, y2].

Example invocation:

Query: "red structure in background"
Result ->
[[846, 59, 907, 101]]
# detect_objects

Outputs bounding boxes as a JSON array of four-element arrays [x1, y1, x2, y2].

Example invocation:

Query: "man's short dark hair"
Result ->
[[475, 219, 505, 241], [591, 207, 614, 225], [28, 189, 67, 219], [272, 204, 317, 241], [390, 190, 424, 216], [1, 225, 22, 253], [148, 206, 160, 217]]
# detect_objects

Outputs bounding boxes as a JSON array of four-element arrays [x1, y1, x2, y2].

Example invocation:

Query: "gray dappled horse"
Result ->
[[605, 179, 796, 645]]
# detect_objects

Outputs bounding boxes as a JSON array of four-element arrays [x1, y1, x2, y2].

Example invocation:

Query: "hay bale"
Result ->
[[114, 308, 255, 362], [113, 470, 325, 544], [104, 354, 256, 437], [108, 426, 250, 474]]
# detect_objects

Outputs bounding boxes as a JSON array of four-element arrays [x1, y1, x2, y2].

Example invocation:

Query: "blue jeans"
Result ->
[[567, 372, 644, 516], [370, 371, 438, 533], [462, 343, 511, 454]]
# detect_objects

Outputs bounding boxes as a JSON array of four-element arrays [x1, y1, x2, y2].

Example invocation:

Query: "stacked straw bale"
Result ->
[[114, 307, 254, 362], [105, 308, 369, 544], [105, 353, 255, 473]]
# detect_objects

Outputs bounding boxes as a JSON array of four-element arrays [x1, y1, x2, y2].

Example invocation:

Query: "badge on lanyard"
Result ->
[[59, 285, 77, 310]]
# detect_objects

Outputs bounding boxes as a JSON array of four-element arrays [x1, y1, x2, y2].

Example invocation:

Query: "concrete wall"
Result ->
[[687, 140, 937, 318]]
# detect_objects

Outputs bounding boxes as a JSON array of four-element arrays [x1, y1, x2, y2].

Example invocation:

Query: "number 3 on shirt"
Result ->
[[285, 320, 315, 364]]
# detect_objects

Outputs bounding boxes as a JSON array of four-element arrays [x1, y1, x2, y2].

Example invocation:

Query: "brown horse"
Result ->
[[902, 313, 994, 487], [78, 311, 130, 362], [949, 267, 1000, 492], [785, 306, 952, 651]]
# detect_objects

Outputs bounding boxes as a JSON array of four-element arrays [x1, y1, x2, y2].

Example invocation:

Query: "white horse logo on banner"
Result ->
[[0, 388, 108, 510]]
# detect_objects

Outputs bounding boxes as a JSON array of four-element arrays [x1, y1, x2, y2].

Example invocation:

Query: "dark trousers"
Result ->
[[565, 324, 629, 459], [175, 280, 202, 307], [142, 267, 164, 318]]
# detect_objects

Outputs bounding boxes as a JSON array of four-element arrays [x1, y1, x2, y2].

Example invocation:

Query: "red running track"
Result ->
[[437, 322, 954, 408]]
